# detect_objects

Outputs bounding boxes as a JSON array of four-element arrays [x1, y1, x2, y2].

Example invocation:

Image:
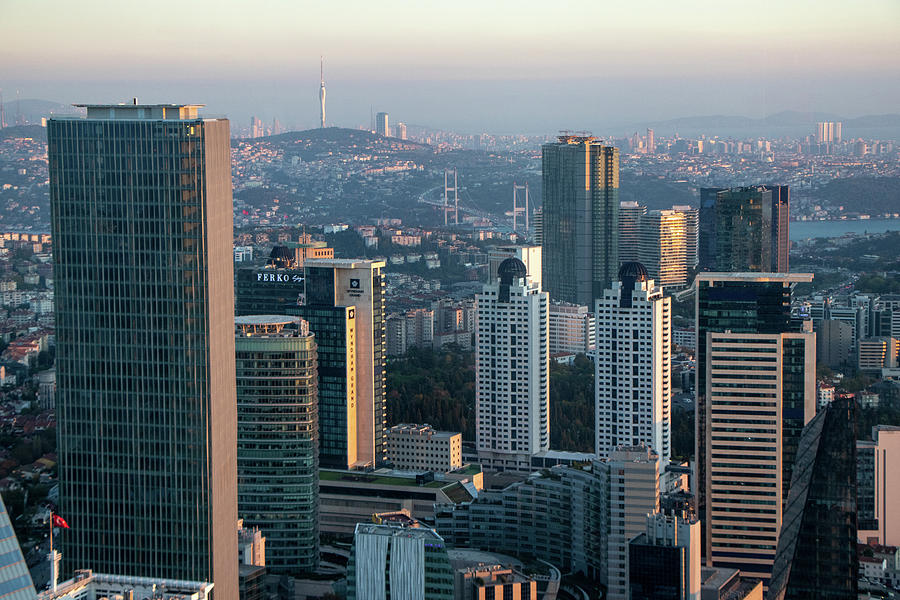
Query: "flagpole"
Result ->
[[48, 511, 58, 593]]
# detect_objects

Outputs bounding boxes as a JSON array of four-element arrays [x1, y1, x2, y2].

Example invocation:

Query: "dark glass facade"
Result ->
[[298, 305, 354, 468], [768, 397, 858, 600], [541, 138, 619, 305], [698, 186, 788, 273], [235, 266, 305, 315], [236, 318, 319, 574], [629, 535, 683, 600], [48, 110, 238, 594]]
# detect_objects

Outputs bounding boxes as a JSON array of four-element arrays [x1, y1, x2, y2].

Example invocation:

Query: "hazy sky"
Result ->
[[3, 0, 899, 133]]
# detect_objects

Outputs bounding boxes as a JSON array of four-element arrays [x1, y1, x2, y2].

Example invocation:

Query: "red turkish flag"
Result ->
[[52, 514, 70, 529]]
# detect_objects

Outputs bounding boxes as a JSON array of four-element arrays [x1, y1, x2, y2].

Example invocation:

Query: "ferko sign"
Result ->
[[257, 272, 304, 284]]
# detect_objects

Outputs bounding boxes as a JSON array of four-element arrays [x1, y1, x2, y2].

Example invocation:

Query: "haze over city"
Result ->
[[3, 0, 900, 132]]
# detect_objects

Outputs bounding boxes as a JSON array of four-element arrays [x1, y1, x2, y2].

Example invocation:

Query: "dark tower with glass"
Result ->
[[48, 104, 238, 596], [541, 136, 619, 306], [767, 396, 858, 600]]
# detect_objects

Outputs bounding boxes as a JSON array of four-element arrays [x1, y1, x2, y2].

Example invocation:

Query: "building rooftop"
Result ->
[[696, 272, 814, 283], [304, 258, 387, 269], [355, 522, 445, 542], [61, 103, 208, 121], [235, 315, 309, 336]]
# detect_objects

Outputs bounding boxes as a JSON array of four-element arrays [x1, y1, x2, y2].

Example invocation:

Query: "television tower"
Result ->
[[319, 56, 326, 128]]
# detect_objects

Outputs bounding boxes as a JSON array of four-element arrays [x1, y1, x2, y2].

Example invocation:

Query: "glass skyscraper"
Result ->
[[236, 316, 319, 574], [48, 104, 238, 595], [698, 186, 790, 273], [541, 136, 619, 306], [768, 396, 858, 599]]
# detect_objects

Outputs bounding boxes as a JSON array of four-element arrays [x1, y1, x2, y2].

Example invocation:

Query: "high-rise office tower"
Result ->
[[695, 273, 816, 588], [618, 201, 646, 264], [48, 104, 238, 595], [595, 263, 671, 464], [646, 128, 655, 154], [542, 136, 619, 306], [698, 187, 789, 273], [476, 258, 549, 472], [639, 208, 694, 289], [375, 112, 389, 137], [767, 396, 858, 600], [236, 316, 319, 574], [302, 258, 386, 468], [395, 121, 407, 140], [815, 121, 841, 144]]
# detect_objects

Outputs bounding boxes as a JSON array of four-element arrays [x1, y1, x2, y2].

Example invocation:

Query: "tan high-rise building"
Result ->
[[639, 208, 694, 290], [704, 328, 815, 587], [303, 258, 387, 468], [49, 104, 238, 596]]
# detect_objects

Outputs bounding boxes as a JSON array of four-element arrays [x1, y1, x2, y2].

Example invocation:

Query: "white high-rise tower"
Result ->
[[319, 56, 326, 128], [594, 262, 671, 466], [476, 258, 549, 472]]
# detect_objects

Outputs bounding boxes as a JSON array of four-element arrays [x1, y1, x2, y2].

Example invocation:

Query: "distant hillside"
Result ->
[[236, 127, 431, 161], [811, 177, 900, 215]]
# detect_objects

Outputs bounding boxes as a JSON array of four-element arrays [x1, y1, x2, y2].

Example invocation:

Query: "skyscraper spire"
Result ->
[[319, 56, 326, 128]]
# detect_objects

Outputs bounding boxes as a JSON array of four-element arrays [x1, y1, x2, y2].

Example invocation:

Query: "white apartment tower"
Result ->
[[595, 262, 671, 465], [476, 258, 549, 472]]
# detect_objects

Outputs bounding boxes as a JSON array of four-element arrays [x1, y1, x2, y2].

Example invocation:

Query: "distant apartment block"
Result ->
[[859, 337, 899, 375], [488, 245, 542, 291], [388, 424, 462, 472], [386, 308, 435, 356], [673, 327, 696, 351], [549, 302, 595, 355]]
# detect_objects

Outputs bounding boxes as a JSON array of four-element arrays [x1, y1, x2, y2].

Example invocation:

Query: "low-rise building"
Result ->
[[454, 564, 537, 600], [387, 424, 462, 472], [319, 468, 478, 534], [38, 571, 213, 599]]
